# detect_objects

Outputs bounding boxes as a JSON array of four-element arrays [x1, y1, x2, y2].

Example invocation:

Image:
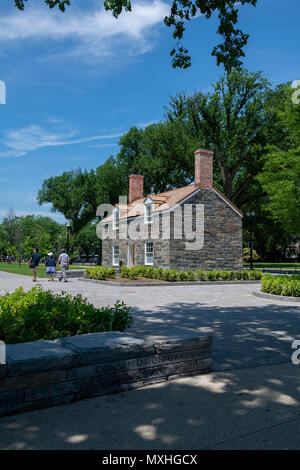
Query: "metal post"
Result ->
[[249, 217, 253, 271], [66, 221, 71, 255], [97, 239, 102, 266]]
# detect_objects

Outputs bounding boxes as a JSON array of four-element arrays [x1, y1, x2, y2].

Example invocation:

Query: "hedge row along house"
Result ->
[[100, 149, 243, 271]]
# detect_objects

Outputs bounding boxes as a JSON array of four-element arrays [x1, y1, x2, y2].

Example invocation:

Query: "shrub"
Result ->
[[136, 266, 147, 277], [129, 267, 140, 280], [235, 271, 244, 280], [249, 270, 263, 280], [156, 268, 164, 280], [0, 286, 133, 344], [162, 269, 177, 281], [261, 274, 300, 297], [145, 267, 155, 278], [220, 271, 231, 281], [86, 267, 116, 280], [90, 265, 262, 284], [178, 271, 189, 282], [195, 270, 208, 281], [242, 271, 250, 280], [207, 270, 219, 281], [120, 266, 130, 278], [187, 270, 196, 281], [243, 248, 260, 263]]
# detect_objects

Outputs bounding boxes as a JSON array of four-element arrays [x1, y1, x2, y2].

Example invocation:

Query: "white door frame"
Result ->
[[127, 243, 135, 268]]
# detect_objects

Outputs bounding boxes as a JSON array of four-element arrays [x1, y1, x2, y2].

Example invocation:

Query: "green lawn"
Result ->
[[0, 262, 85, 278], [244, 262, 300, 271]]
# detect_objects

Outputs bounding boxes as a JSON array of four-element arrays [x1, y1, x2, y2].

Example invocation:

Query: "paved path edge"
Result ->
[[79, 278, 262, 287], [253, 291, 300, 302]]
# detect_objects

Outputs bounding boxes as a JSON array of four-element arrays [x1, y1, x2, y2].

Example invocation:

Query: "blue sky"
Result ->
[[0, 0, 299, 223]]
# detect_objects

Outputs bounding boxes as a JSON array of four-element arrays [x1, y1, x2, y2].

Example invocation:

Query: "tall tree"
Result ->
[[13, 0, 259, 70], [118, 69, 283, 208], [37, 169, 98, 234], [14, 0, 70, 11], [73, 223, 99, 258], [166, 70, 288, 207], [1, 209, 18, 249], [258, 88, 300, 235]]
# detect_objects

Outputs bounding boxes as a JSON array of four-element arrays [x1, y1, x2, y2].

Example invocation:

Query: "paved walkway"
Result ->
[[0, 362, 299, 449], [0, 271, 299, 371], [0, 272, 299, 449]]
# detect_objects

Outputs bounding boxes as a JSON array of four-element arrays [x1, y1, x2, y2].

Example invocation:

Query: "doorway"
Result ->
[[127, 244, 135, 268]]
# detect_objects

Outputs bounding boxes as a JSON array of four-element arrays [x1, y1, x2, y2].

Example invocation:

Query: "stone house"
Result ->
[[100, 149, 243, 271]]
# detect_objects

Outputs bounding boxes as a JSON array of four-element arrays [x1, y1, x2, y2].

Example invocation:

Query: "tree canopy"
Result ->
[[14, 0, 70, 11], [13, 0, 259, 70], [0, 212, 65, 259], [258, 88, 300, 236], [36, 69, 299, 260]]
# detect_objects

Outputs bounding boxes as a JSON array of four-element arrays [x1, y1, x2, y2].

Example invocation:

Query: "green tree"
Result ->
[[37, 169, 98, 235], [73, 223, 99, 258], [95, 156, 128, 205], [117, 69, 282, 209], [19, 216, 65, 258], [164, 69, 281, 206], [14, 0, 70, 11], [14, 0, 259, 70], [104, 0, 258, 70], [0, 214, 65, 259], [258, 88, 300, 235]]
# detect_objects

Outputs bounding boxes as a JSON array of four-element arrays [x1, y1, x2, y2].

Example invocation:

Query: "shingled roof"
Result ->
[[102, 183, 243, 223]]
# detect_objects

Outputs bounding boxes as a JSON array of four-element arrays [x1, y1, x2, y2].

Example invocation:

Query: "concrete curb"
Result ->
[[253, 291, 300, 302], [56, 270, 85, 279], [0, 332, 212, 418], [79, 278, 261, 287]]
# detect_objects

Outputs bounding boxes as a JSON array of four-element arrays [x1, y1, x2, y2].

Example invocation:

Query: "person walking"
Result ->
[[45, 252, 56, 282], [57, 249, 70, 282], [28, 248, 42, 282]]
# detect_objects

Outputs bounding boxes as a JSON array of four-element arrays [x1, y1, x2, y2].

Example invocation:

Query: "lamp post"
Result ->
[[66, 221, 71, 255], [97, 216, 102, 266], [246, 210, 255, 271]]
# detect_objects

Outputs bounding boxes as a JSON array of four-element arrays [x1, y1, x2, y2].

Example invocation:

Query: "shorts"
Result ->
[[46, 267, 56, 275]]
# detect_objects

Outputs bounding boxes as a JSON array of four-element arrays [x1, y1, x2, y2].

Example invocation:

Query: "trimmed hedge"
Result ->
[[85, 267, 116, 280], [261, 274, 300, 297], [117, 266, 263, 282], [0, 285, 132, 344]]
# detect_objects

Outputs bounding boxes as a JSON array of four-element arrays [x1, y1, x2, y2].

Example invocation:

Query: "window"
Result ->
[[113, 245, 119, 266], [113, 207, 120, 230], [145, 241, 154, 265], [144, 198, 154, 224]]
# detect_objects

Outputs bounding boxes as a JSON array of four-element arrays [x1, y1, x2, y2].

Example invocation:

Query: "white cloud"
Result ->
[[0, 124, 123, 158], [0, 1, 170, 60]]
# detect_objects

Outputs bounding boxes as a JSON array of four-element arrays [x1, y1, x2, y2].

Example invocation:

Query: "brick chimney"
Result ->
[[129, 174, 144, 203], [194, 149, 213, 190]]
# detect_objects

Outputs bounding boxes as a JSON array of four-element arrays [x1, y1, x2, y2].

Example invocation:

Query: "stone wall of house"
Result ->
[[101, 213, 171, 269], [101, 188, 243, 271], [169, 190, 243, 271]]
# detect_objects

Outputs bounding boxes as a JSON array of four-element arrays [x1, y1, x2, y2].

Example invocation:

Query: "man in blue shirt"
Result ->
[[28, 248, 41, 282]]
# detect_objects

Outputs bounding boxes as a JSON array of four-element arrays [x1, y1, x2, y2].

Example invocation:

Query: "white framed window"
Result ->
[[144, 198, 154, 224], [145, 241, 154, 265], [113, 207, 120, 230], [113, 245, 119, 266]]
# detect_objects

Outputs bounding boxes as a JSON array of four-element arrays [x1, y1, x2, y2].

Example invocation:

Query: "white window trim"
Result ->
[[144, 241, 154, 266], [144, 197, 154, 225], [112, 245, 119, 266], [113, 207, 120, 230]]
